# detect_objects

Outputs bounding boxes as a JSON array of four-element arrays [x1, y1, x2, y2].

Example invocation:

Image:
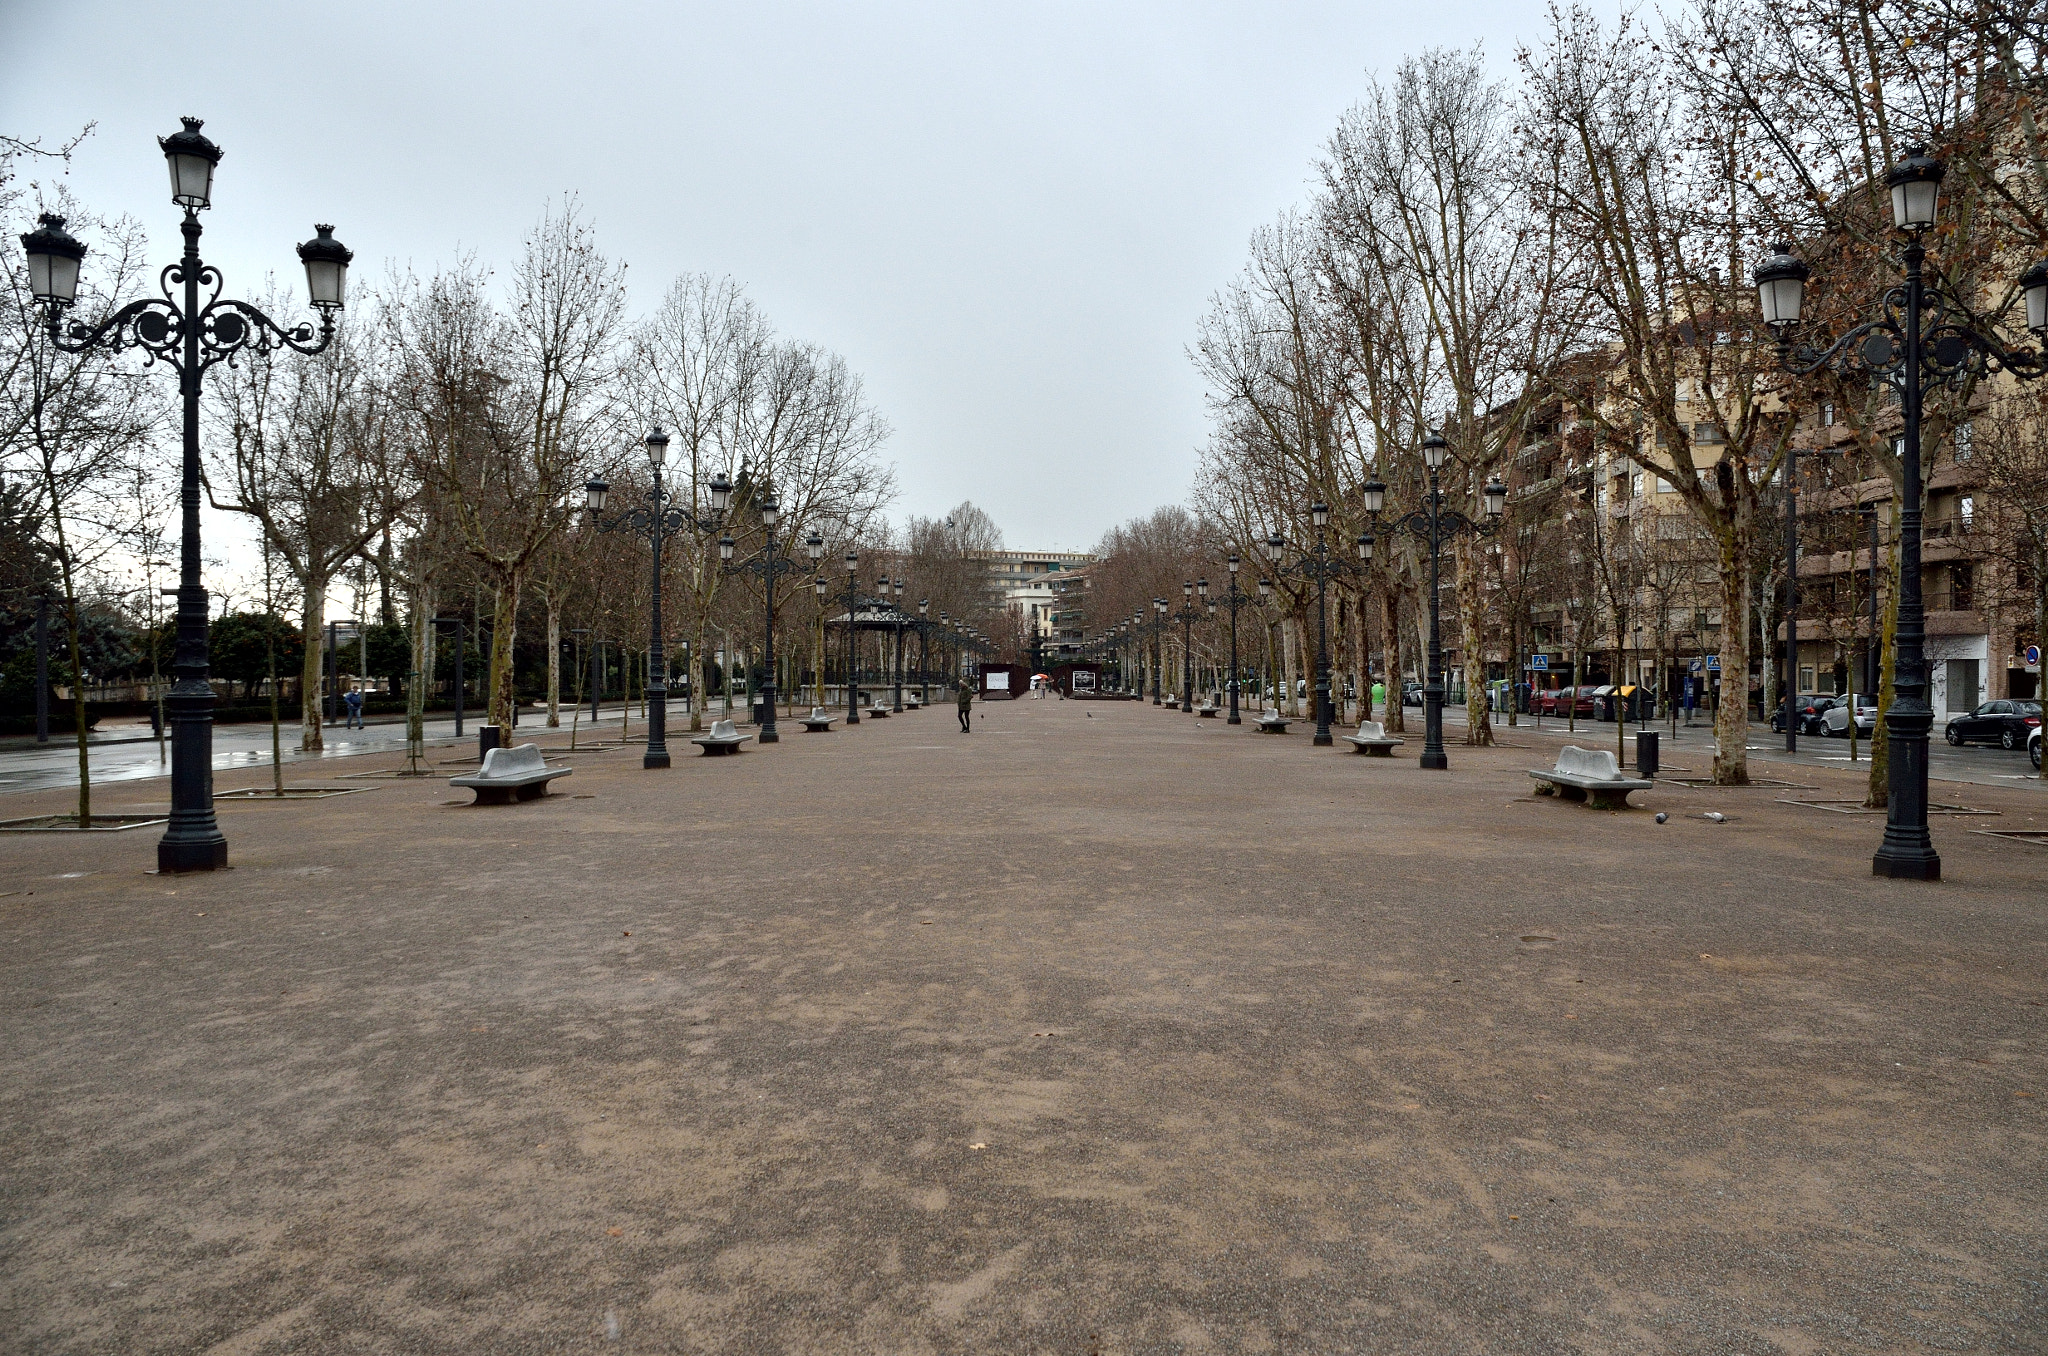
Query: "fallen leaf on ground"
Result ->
[[970, 1143, 987, 1150], [607, 1227, 623, 1236]]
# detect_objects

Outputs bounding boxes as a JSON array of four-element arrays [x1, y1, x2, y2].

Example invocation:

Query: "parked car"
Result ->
[[1538, 686, 1596, 718], [2031, 724, 2042, 770], [1769, 692, 1836, 735], [1944, 699, 2043, 750], [1402, 682, 1424, 708], [1821, 694, 1878, 738]]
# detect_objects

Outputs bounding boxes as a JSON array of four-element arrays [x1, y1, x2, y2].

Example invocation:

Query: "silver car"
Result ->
[[1822, 693, 1878, 737]]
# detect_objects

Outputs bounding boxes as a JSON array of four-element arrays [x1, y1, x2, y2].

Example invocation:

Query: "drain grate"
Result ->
[[1663, 776, 1814, 789], [0, 814, 167, 833], [1782, 799, 1998, 816], [217, 786, 370, 801], [1971, 828, 2048, 847]]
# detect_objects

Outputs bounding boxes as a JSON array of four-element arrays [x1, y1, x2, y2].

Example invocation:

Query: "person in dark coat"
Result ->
[[956, 683, 973, 733]]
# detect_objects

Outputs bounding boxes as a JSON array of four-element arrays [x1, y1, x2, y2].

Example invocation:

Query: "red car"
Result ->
[[1537, 686, 1596, 718]]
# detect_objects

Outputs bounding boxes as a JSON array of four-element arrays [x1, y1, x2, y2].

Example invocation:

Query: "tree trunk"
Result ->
[[1711, 530, 1753, 786], [545, 601, 561, 727], [488, 573, 522, 729], [1379, 581, 1404, 733], [299, 576, 328, 752], [1868, 524, 1903, 807], [1457, 540, 1492, 746]]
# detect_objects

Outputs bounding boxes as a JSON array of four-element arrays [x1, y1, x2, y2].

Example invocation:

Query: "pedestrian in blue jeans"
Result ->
[[344, 686, 364, 730]]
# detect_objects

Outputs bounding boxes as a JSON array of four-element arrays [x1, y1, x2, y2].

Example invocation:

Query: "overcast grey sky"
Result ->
[[6, 0, 1551, 556]]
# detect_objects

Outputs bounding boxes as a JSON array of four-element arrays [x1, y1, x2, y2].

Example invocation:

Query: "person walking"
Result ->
[[956, 682, 973, 733], [343, 684, 364, 730]]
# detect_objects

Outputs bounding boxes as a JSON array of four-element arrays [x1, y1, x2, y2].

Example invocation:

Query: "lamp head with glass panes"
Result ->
[[159, 117, 222, 210], [19, 215, 86, 308], [1421, 431, 1448, 473], [1752, 243, 1809, 333]]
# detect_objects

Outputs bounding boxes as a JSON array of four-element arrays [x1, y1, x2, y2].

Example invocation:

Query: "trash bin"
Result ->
[[479, 724, 502, 762], [1636, 730, 1659, 779]]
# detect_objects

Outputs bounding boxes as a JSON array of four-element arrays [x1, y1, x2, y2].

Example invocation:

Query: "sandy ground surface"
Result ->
[[1, 697, 2043, 1354]]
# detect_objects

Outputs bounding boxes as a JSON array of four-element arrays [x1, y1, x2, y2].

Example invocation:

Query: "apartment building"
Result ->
[[970, 550, 1094, 646]]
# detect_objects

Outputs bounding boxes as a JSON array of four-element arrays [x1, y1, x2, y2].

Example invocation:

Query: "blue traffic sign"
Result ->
[[1705, 654, 1722, 672], [2028, 644, 2042, 666], [1530, 654, 1549, 671]]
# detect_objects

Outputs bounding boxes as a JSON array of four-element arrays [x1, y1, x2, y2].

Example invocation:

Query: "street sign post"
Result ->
[[1531, 654, 1549, 671]]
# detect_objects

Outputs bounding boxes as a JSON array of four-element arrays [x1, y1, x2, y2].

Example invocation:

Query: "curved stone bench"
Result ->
[[1341, 720, 1404, 756], [692, 719, 751, 755], [1255, 714, 1291, 734], [799, 706, 836, 732], [866, 705, 891, 718], [1530, 744, 1652, 809], [449, 743, 571, 804]]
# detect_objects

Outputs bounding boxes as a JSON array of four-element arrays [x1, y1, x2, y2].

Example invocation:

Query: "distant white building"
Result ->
[[972, 550, 1092, 642]]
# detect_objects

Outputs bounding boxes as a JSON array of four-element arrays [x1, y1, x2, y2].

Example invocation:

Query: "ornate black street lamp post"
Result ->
[[887, 576, 908, 711], [1217, 557, 1253, 725], [917, 599, 932, 705], [1171, 581, 1201, 712], [719, 497, 822, 744], [1753, 145, 2048, 879], [1264, 503, 1371, 747], [21, 120, 351, 872], [839, 553, 865, 724], [1150, 599, 1167, 705], [1365, 432, 1506, 770], [584, 430, 729, 768]]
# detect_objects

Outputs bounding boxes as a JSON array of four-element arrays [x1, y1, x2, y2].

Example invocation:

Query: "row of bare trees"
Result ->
[[5, 157, 906, 785], [1172, 0, 2047, 787]]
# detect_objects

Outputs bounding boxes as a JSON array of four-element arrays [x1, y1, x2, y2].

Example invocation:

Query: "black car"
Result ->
[[1769, 692, 1835, 735], [1943, 699, 2043, 750]]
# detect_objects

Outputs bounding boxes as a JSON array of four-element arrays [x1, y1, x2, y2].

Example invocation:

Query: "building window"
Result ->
[[1950, 563, 1974, 611], [1657, 476, 1675, 493], [1960, 495, 1975, 529], [1821, 402, 1835, 426], [1693, 422, 1725, 445]]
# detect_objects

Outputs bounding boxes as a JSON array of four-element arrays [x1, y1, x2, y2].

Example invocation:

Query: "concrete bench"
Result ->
[[691, 719, 750, 755], [904, 694, 922, 709], [1340, 720, 1404, 756], [1530, 744, 1653, 809], [798, 707, 835, 732], [449, 743, 571, 804], [1195, 704, 1221, 717], [866, 704, 891, 718], [1256, 713, 1291, 734]]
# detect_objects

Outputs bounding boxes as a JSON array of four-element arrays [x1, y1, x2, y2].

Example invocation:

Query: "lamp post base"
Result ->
[[643, 750, 671, 769], [1871, 847, 1940, 880], [1875, 839, 1933, 880], [157, 833, 228, 874], [1419, 749, 1449, 770], [759, 730, 780, 744], [1313, 733, 1333, 747]]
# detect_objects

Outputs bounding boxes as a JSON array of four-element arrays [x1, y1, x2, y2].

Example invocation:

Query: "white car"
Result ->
[[1822, 693, 1878, 738]]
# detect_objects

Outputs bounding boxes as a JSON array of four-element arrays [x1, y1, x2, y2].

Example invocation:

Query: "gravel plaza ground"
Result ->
[[1, 695, 2044, 1354]]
